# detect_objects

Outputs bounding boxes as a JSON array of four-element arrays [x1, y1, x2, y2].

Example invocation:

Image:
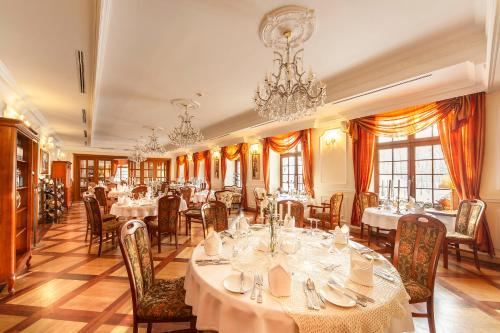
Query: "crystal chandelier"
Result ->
[[255, 6, 326, 121], [143, 127, 167, 155], [128, 144, 147, 164], [168, 99, 204, 148]]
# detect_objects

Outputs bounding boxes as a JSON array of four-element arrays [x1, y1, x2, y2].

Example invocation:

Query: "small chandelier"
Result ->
[[143, 127, 167, 155], [128, 143, 147, 164], [255, 6, 326, 121], [168, 98, 204, 148]]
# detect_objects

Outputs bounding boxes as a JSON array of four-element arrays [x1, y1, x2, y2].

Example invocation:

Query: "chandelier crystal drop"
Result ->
[[255, 6, 326, 122], [128, 144, 147, 164], [168, 99, 204, 148], [143, 127, 167, 155]]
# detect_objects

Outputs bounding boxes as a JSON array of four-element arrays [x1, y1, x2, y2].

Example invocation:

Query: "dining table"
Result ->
[[109, 197, 188, 218], [184, 226, 414, 333], [276, 194, 319, 218]]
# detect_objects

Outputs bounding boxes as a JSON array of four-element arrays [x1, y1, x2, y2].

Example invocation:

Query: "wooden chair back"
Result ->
[[118, 220, 155, 317], [214, 190, 234, 209], [157, 195, 181, 234], [180, 187, 193, 204], [132, 185, 147, 199], [83, 196, 103, 236], [359, 192, 379, 216], [329, 192, 344, 222], [394, 214, 446, 292], [454, 199, 486, 240], [94, 186, 107, 209], [201, 201, 229, 232], [278, 200, 304, 227], [160, 182, 169, 193]]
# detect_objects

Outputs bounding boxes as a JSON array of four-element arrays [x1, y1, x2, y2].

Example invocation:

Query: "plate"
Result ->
[[223, 273, 253, 294], [250, 224, 266, 230], [320, 285, 356, 308]]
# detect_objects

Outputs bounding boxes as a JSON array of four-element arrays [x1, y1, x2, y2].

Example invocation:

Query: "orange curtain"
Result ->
[[221, 143, 248, 208], [204, 150, 211, 189], [437, 92, 494, 256], [111, 160, 119, 177], [192, 151, 212, 189], [176, 155, 189, 180], [193, 152, 204, 178], [263, 129, 314, 197]]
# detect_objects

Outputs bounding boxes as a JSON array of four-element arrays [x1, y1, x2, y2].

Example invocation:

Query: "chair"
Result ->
[[358, 192, 381, 245], [277, 200, 304, 227], [214, 190, 234, 215], [224, 185, 243, 212], [83, 196, 123, 256], [160, 181, 169, 193], [84, 192, 117, 242], [253, 188, 267, 222], [443, 199, 486, 270], [201, 201, 229, 233], [145, 195, 181, 251], [132, 185, 148, 199], [393, 214, 445, 333], [185, 191, 211, 238], [307, 192, 344, 230], [180, 187, 194, 207], [94, 186, 110, 214], [118, 220, 196, 333]]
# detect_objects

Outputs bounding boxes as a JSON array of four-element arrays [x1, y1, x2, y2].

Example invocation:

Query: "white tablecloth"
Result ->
[[277, 195, 318, 218], [193, 190, 215, 204], [362, 207, 456, 231], [184, 228, 414, 333], [109, 198, 188, 218], [107, 190, 131, 199]]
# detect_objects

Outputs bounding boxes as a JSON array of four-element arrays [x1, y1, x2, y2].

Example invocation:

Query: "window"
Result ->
[[98, 160, 111, 182], [280, 143, 304, 192], [234, 159, 241, 187], [375, 124, 451, 203], [114, 164, 128, 182]]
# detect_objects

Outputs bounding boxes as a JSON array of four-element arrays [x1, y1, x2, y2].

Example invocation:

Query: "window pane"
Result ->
[[415, 126, 433, 138], [80, 160, 86, 168], [282, 158, 288, 166], [433, 160, 448, 174], [393, 136, 408, 141], [416, 189, 433, 203], [378, 136, 392, 143], [416, 160, 432, 174], [88, 160, 94, 167], [80, 169, 86, 177], [393, 161, 407, 174], [415, 145, 432, 160], [379, 149, 392, 161], [434, 189, 451, 201], [283, 166, 289, 175], [433, 145, 444, 159], [379, 162, 392, 174], [434, 174, 449, 188], [99, 160, 104, 168], [393, 148, 407, 161], [393, 174, 408, 185], [416, 175, 432, 189]]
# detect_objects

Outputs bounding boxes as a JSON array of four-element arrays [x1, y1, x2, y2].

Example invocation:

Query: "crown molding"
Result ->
[[486, 0, 500, 91]]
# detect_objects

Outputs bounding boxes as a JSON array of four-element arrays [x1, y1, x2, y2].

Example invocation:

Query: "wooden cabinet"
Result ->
[[51, 161, 72, 208], [0, 118, 38, 294]]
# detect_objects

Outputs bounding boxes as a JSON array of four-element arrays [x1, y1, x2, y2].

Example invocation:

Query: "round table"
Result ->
[[362, 207, 456, 231], [192, 190, 215, 204], [277, 195, 318, 218], [109, 198, 188, 218], [184, 228, 414, 333], [107, 190, 131, 199]]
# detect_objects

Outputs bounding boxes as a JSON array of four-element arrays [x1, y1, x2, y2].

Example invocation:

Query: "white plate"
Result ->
[[320, 285, 356, 308], [223, 273, 253, 294]]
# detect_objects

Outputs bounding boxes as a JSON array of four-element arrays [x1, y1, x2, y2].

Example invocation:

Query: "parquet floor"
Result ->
[[0, 203, 499, 332]]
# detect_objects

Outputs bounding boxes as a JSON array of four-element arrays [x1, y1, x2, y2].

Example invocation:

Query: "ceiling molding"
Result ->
[[485, 0, 500, 91]]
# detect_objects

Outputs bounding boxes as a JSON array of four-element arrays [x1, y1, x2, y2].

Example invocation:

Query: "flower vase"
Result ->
[[269, 223, 279, 255]]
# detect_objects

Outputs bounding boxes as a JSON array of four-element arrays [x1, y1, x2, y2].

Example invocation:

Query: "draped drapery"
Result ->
[[263, 129, 314, 197], [221, 143, 248, 208], [348, 92, 494, 255], [111, 159, 127, 178], [193, 150, 212, 189], [176, 155, 189, 181]]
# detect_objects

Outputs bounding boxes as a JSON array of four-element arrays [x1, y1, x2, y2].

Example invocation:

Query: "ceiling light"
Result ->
[[168, 98, 204, 148], [129, 143, 147, 164], [254, 5, 326, 121], [143, 127, 166, 155]]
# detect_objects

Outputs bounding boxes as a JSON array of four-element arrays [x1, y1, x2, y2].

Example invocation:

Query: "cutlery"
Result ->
[[256, 274, 263, 303], [328, 279, 367, 307], [374, 270, 395, 282], [196, 261, 230, 266], [250, 274, 257, 300], [239, 272, 244, 294], [306, 278, 320, 310], [302, 281, 313, 309], [323, 263, 340, 271], [308, 279, 325, 309], [329, 278, 375, 303]]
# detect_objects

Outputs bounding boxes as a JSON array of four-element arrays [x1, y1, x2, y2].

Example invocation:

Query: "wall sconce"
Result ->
[[187, 153, 193, 162], [324, 129, 340, 146], [249, 143, 260, 155]]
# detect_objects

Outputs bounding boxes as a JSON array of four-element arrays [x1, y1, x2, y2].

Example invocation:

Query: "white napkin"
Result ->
[[349, 252, 374, 286], [334, 226, 348, 245], [257, 239, 270, 252], [237, 214, 250, 232], [204, 231, 222, 256], [283, 214, 295, 228], [268, 263, 292, 297]]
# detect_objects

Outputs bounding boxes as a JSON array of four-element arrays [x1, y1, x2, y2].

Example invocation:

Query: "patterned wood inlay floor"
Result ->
[[0, 203, 499, 332]]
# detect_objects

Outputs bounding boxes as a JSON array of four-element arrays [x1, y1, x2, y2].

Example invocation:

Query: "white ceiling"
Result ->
[[0, 0, 496, 155]]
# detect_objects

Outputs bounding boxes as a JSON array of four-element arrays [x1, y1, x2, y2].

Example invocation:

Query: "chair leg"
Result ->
[[175, 231, 179, 249], [85, 222, 89, 241], [443, 239, 449, 268], [360, 223, 364, 239], [202, 223, 206, 239], [376, 227, 380, 245], [190, 317, 197, 330], [473, 244, 481, 270], [133, 321, 138, 333], [367, 226, 372, 246], [427, 299, 436, 333], [88, 235, 93, 254], [98, 235, 103, 257], [186, 217, 189, 236], [455, 243, 461, 262], [158, 230, 161, 253], [147, 322, 152, 333]]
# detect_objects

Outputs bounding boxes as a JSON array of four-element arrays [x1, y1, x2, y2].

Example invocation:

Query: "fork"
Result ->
[[256, 274, 263, 303]]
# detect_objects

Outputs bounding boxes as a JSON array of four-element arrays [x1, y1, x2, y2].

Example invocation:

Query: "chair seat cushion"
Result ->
[[103, 213, 116, 222], [185, 209, 202, 218], [446, 231, 474, 241], [137, 277, 192, 321], [146, 219, 159, 229], [404, 279, 432, 303], [102, 219, 123, 232], [309, 211, 330, 221]]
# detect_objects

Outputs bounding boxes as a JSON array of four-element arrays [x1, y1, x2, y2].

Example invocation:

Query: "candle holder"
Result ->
[[395, 198, 402, 215]]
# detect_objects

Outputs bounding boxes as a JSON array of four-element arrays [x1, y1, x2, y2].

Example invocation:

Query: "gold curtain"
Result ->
[[176, 155, 189, 180], [193, 151, 212, 189], [221, 143, 248, 208]]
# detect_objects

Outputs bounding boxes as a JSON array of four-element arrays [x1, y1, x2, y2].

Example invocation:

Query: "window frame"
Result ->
[[279, 144, 304, 192]]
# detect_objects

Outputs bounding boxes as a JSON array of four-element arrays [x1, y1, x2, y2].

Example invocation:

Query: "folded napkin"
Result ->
[[237, 215, 250, 232], [334, 226, 348, 245], [268, 263, 292, 297], [204, 231, 223, 256], [257, 239, 270, 252], [281, 238, 299, 254], [349, 252, 374, 286], [283, 214, 295, 228]]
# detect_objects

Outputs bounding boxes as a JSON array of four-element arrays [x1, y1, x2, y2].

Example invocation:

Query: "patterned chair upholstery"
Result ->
[[201, 201, 229, 233], [94, 186, 110, 214], [224, 185, 243, 211], [277, 200, 304, 227], [358, 192, 379, 241], [118, 220, 195, 333], [83, 196, 122, 256], [180, 187, 194, 206], [214, 190, 234, 215], [145, 195, 180, 251], [132, 185, 148, 199], [185, 191, 211, 238], [307, 192, 344, 230], [443, 199, 486, 270], [253, 188, 267, 222], [394, 214, 446, 333]]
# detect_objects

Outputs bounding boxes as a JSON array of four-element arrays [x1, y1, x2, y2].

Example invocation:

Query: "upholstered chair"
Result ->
[[394, 214, 446, 333], [277, 200, 304, 227], [201, 201, 229, 233], [83, 196, 122, 256], [145, 195, 180, 251], [224, 185, 243, 212], [132, 185, 148, 199], [253, 187, 267, 222], [118, 220, 196, 333], [307, 192, 344, 229], [443, 199, 486, 270], [358, 192, 379, 242], [214, 190, 234, 215], [94, 186, 110, 214], [185, 191, 211, 238]]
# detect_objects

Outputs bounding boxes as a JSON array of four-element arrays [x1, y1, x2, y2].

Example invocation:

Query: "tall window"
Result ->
[[98, 160, 111, 182], [375, 124, 451, 203], [234, 159, 241, 187], [114, 164, 129, 182], [280, 143, 304, 192]]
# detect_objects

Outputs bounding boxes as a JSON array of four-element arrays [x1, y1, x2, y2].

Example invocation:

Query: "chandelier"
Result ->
[[128, 143, 147, 164], [143, 127, 167, 155], [254, 6, 326, 121], [168, 98, 204, 148]]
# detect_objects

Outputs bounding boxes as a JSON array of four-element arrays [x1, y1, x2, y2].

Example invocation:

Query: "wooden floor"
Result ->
[[0, 203, 499, 333]]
